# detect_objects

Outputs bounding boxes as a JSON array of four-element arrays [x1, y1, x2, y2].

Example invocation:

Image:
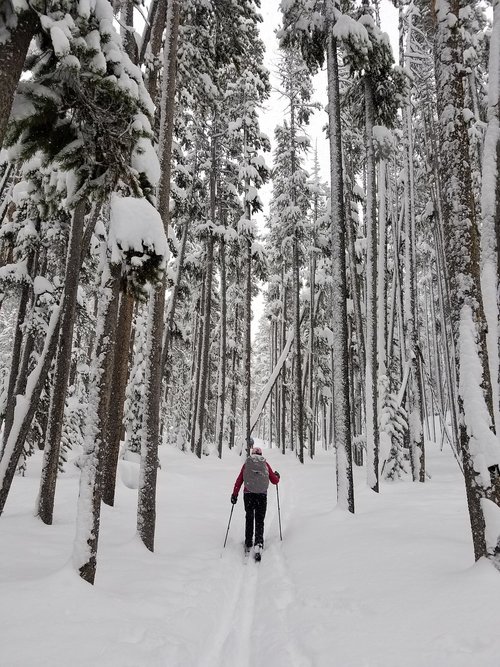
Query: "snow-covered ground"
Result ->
[[2, 440, 500, 667]]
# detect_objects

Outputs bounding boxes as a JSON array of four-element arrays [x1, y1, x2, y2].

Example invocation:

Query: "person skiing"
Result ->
[[231, 442, 280, 559]]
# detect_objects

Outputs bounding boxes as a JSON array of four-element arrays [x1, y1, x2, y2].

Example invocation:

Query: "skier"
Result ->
[[231, 442, 280, 559]]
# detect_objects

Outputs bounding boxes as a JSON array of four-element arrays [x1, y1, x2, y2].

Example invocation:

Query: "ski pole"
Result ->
[[223, 504, 235, 548], [276, 485, 283, 541]]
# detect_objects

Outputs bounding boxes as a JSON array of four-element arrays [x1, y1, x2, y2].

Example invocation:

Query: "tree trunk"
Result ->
[[403, 16, 425, 482], [190, 278, 206, 453], [0, 203, 97, 516], [137, 0, 179, 552], [293, 233, 304, 463], [0, 306, 61, 514], [2, 277, 32, 445], [244, 237, 252, 450], [480, 0, 500, 432], [216, 236, 227, 458], [194, 233, 214, 458], [102, 289, 134, 507], [308, 247, 316, 459], [363, 74, 379, 494], [326, 16, 355, 511], [280, 278, 287, 454], [0, 8, 37, 147], [121, 0, 137, 62], [74, 263, 121, 584], [37, 199, 87, 525], [433, 0, 500, 561], [143, 0, 168, 103], [228, 302, 240, 450]]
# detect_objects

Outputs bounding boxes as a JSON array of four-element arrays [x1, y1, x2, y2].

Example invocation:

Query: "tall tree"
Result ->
[[432, 0, 500, 562]]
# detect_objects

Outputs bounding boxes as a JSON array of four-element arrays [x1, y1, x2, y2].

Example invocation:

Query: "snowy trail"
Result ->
[[200, 457, 311, 667], [251, 475, 313, 667], [202, 551, 258, 667], [2, 443, 500, 667]]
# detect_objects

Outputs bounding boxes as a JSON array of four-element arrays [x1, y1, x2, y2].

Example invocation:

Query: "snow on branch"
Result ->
[[109, 194, 168, 294]]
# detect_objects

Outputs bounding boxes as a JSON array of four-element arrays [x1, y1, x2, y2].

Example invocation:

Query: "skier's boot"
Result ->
[[254, 543, 263, 562]]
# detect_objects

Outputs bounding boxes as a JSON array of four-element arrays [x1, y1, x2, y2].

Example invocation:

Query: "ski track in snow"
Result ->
[[202, 551, 258, 667], [259, 476, 312, 667], [203, 467, 311, 667]]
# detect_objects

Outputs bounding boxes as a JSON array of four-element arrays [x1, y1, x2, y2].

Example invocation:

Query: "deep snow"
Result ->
[[1, 440, 500, 667]]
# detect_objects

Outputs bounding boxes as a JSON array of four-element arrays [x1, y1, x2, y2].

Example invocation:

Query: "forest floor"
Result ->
[[2, 439, 500, 667]]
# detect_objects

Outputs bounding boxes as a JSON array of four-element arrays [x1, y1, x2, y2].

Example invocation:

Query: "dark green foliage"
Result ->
[[121, 245, 166, 300], [279, 0, 326, 72], [341, 13, 407, 128], [5, 1, 157, 203]]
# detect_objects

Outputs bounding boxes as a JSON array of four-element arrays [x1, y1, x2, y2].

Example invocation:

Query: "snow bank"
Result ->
[[2, 445, 500, 666]]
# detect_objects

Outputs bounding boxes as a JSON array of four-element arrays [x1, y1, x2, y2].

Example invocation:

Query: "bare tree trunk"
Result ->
[[143, 0, 168, 101], [0, 306, 61, 514], [137, 0, 180, 552], [293, 233, 304, 463], [249, 314, 301, 433], [244, 237, 252, 450], [74, 263, 121, 584], [121, 0, 137, 62], [102, 290, 135, 506], [186, 302, 201, 448], [0, 8, 37, 147], [433, 0, 500, 561], [308, 248, 316, 459], [345, 178, 366, 388], [326, 14, 354, 510], [37, 199, 87, 525], [216, 236, 227, 458], [2, 277, 32, 443], [363, 74, 379, 494], [194, 233, 214, 458], [269, 322, 275, 447], [480, 0, 500, 433], [403, 16, 425, 482], [228, 303, 240, 450], [162, 214, 189, 384], [280, 279, 287, 454]]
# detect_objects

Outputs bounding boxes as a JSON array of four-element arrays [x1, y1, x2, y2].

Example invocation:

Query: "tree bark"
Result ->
[[74, 263, 121, 584], [216, 236, 227, 458], [326, 17, 355, 511], [403, 16, 425, 482], [102, 289, 134, 507], [37, 199, 87, 524], [0, 8, 37, 147], [433, 0, 500, 560], [363, 74, 379, 494], [137, 0, 179, 552], [2, 277, 31, 445], [194, 233, 214, 458]]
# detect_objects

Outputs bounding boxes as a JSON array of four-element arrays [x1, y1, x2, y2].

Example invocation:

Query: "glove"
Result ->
[[274, 471, 280, 480], [231, 494, 238, 505]]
